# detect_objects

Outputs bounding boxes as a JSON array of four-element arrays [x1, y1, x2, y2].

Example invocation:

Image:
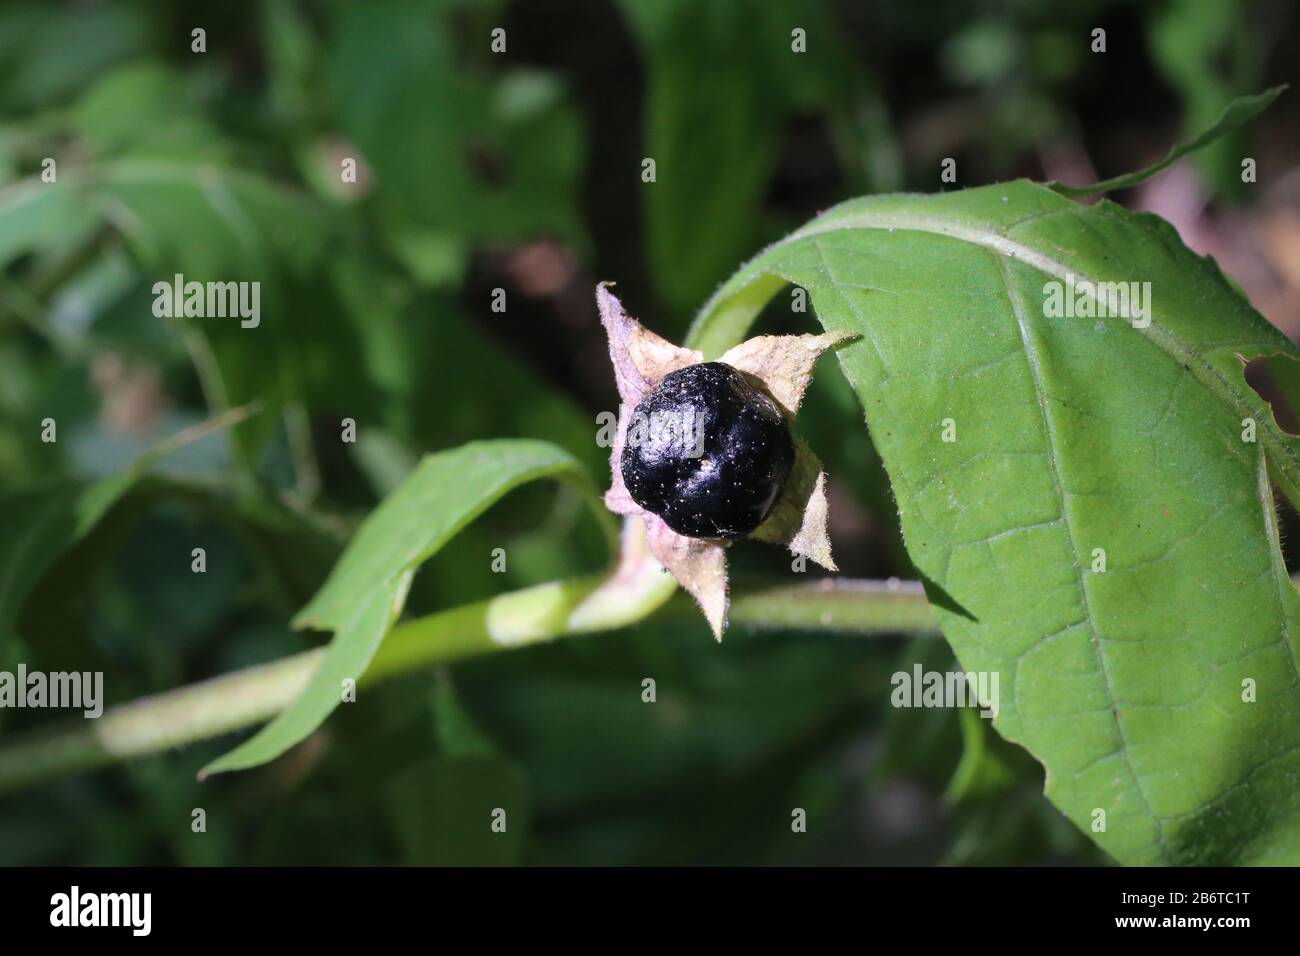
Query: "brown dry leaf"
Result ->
[[597, 282, 700, 408]]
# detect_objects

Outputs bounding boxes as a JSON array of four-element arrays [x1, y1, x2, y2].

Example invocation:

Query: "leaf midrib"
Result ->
[[994, 251, 1169, 861], [771, 202, 1300, 513]]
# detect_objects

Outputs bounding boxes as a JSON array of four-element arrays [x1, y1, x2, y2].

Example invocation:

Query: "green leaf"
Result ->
[[2, 160, 330, 472], [689, 180, 1300, 864], [1047, 86, 1284, 197], [1147, 0, 1263, 199], [68, 159, 335, 465], [329, 2, 585, 251], [0, 475, 135, 651], [69, 61, 225, 160], [2, 159, 325, 284], [0, 407, 260, 654], [0, 178, 101, 271], [384, 755, 530, 866], [620, 0, 853, 323], [92, 159, 326, 277], [200, 439, 608, 777], [0, 2, 146, 110]]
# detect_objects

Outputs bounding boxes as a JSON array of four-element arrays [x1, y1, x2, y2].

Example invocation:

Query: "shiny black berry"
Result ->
[[621, 361, 794, 539]]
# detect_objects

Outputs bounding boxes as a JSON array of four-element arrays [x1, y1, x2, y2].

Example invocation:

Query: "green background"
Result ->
[[1, 0, 1297, 865]]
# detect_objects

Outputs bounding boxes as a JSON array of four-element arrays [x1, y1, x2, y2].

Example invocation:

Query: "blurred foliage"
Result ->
[[0, 0, 1293, 865]]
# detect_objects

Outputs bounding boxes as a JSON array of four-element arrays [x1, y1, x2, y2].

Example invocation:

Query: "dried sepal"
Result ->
[[597, 282, 701, 515], [644, 515, 729, 639], [597, 282, 700, 407], [749, 438, 835, 571], [718, 330, 857, 416]]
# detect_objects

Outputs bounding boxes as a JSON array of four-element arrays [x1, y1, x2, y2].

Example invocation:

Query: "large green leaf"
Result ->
[[200, 439, 609, 777], [688, 180, 1300, 865]]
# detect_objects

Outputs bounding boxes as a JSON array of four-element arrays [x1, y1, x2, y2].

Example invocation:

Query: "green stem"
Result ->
[[0, 577, 935, 793], [727, 578, 936, 633]]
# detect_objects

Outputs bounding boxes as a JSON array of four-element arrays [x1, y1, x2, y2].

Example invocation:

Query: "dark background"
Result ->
[[0, 0, 1297, 865]]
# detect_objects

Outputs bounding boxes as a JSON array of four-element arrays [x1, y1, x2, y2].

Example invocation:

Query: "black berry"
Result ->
[[621, 362, 794, 539]]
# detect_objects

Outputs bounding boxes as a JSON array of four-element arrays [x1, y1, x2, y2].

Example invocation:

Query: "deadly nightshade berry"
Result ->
[[621, 362, 795, 539]]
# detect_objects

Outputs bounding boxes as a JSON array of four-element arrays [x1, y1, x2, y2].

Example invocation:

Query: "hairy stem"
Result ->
[[0, 577, 935, 793]]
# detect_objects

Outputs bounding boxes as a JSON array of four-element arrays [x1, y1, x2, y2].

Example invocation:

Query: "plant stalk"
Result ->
[[0, 577, 935, 793]]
